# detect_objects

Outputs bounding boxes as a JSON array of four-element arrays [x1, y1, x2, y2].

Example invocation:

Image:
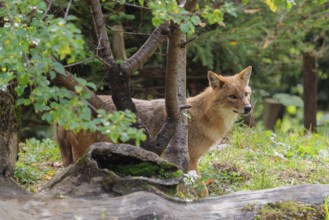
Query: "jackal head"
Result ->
[[208, 66, 252, 115]]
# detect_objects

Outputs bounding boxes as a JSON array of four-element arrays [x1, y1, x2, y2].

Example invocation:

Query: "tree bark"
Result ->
[[164, 34, 189, 171], [149, 22, 181, 155], [0, 90, 19, 176], [303, 51, 317, 132], [163, 0, 197, 170]]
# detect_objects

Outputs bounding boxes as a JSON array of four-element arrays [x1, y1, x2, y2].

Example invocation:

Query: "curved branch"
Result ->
[[121, 24, 169, 74]]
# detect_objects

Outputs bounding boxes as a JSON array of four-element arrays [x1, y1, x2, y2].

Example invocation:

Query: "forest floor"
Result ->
[[11, 123, 329, 219], [14, 124, 329, 197]]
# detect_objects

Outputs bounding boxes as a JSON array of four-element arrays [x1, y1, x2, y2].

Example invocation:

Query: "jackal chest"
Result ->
[[207, 113, 238, 144]]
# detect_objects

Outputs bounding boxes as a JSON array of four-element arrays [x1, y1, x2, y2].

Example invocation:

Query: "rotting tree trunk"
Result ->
[[303, 51, 317, 132], [43, 142, 182, 197], [0, 90, 19, 177]]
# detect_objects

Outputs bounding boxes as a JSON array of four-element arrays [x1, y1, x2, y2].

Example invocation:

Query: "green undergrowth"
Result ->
[[14, 138, 62, 192], [199, 124, 329, 196], [15, 123, 329, 197]]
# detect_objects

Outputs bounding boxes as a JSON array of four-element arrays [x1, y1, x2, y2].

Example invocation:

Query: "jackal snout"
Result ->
[[244, 105, 252, 114]]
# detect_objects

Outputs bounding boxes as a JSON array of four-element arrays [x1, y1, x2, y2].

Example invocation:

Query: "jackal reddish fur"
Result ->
[[56, 66, 252, 175]]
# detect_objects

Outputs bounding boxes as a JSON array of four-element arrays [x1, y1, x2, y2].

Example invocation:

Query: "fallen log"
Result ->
[[1, 184, 328, 220]]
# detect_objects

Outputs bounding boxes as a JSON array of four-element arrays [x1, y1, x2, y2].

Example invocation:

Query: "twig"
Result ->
[[64, 0, 73, 20], [179, 37, 196, 48], [110, 0, 150, 10], [179, 105, 192, 112], [63, 57, 96, 68], [42, 0, 53, 20]]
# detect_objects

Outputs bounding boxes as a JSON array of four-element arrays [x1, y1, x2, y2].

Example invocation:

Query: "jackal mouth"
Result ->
[[233, 108, 252, 115]]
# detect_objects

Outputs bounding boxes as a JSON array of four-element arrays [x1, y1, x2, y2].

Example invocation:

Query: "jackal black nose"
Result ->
[[244, 106, 252, 114]]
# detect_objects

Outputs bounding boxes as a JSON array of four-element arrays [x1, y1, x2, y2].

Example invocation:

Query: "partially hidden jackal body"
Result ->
[[56, 66, 252, 173]]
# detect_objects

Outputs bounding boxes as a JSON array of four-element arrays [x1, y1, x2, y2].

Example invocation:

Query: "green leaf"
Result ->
[[110, 132, 119, 143], [37, 1, 47, 11], [74, 85, 83, 93], [191, 15, 201, 25], [223, 3, 237, 17], [49, 71, 56, 80], [86, 82, 97, 91], [180, 23, 190, 34], [52, 62, 65, 75]]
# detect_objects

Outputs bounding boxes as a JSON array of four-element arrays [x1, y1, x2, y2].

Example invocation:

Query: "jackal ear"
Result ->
[[238, 66, 252, 83], [208, 71, 225, 88]]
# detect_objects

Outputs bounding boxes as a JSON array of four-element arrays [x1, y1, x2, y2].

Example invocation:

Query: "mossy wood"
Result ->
[[43, 142, 183, 197]]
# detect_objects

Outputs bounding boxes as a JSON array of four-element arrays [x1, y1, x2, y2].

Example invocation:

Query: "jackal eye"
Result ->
[[245, 92, 249, 97], [229, 95, 237, 99]]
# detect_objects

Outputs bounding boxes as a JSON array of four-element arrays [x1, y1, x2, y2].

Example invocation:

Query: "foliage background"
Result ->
[[2, 0, 328, 138]]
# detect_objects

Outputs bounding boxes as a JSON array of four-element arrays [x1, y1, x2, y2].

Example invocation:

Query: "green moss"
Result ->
[[255, 201, 325, 220], [114, 161, 160, 177], [110, 161, 183, 179]]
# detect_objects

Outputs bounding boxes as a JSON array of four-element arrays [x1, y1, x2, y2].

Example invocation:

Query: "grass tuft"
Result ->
[[199, 124, 329, 196]]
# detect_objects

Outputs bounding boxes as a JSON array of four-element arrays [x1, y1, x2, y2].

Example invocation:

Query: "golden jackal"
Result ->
[[56, 66, 252, 175]]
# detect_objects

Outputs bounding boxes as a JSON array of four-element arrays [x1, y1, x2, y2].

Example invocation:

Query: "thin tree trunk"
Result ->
[[163, 0, 197, 171], [112, 25, 127, 61], [303, 52, 317, 132], [0, 90, 19, 177], [164, 34, 189, 171], [150, 22, 181, 155]]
